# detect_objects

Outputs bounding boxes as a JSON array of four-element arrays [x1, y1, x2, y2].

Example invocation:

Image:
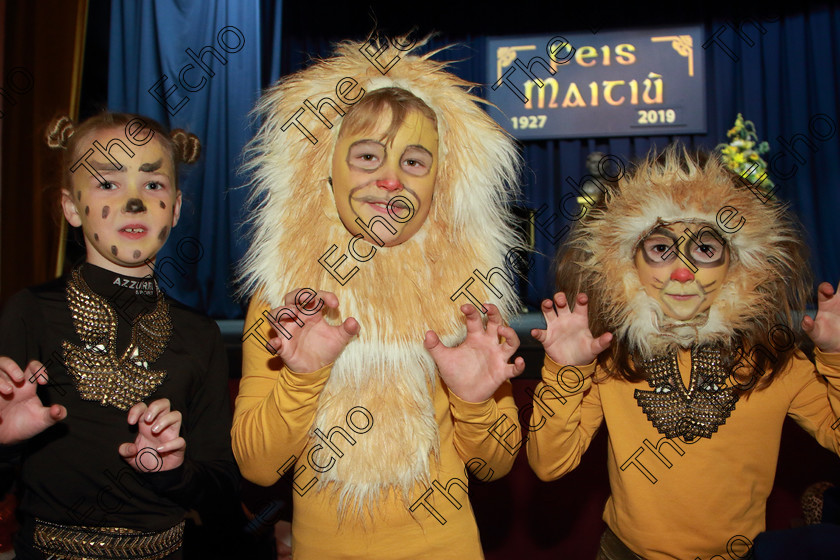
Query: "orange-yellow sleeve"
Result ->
[[448, 380, 520, 480], [787, 349, 840, 454], [526, 354, 603, 481], [231, 298, 331, 486]]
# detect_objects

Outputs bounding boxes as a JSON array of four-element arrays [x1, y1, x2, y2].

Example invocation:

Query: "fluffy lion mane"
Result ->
[[557, 145, 810, 382], [237, 36, 522, 516]]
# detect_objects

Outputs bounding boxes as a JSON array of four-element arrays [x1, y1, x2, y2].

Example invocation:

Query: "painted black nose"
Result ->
[[125, 198, 147, 213]]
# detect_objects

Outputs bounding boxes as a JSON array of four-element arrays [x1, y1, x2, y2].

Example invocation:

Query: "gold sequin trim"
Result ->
[[63, 267, 172, 411], [634, 346, 738, 441], [33, 518, 184, 560]]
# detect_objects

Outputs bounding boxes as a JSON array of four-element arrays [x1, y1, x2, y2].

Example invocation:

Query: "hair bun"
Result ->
[[45, 115, 76, 149], [170, 129, 201, 164]]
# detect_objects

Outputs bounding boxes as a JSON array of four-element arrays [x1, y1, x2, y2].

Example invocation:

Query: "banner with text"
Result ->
[[486, 27, 706, 139]]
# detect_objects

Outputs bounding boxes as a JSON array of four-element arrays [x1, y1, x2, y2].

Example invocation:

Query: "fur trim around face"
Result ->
[[569, 146, 809, 359], [238, 37, 522, 514]]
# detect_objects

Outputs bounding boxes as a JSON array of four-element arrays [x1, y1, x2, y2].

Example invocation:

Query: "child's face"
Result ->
[[330, 109, 438, 247], [61, 127, 181, 276], [634, 222, 730, 321]]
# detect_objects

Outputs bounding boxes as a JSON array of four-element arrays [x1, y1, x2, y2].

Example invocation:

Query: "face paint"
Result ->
[[330, 109, 438, 247], [125, 198, 146, 213], [634, 222, 730, 321], [62, 126, 182, 276], [76, 191, 82, 201]]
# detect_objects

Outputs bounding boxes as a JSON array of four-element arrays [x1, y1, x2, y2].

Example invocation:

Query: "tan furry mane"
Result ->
[[237, 36, 523, 515], [557, 145, 810, 383]]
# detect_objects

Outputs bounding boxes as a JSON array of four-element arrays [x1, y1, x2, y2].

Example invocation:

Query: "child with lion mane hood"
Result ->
[[527, 146, 840, 560], [232, 36, 525, 559]]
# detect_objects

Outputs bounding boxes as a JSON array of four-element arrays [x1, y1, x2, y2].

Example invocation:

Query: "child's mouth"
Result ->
[[119, 226, 147, 240]]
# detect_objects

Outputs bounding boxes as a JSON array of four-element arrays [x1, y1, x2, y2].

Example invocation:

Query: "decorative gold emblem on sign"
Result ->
[[63, 267, 171, 411], [651, 35, 694, 76], [496, 45, 537, 80]]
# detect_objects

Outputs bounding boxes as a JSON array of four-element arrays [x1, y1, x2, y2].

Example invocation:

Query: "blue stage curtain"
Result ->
[[107, 0, 267, 318]]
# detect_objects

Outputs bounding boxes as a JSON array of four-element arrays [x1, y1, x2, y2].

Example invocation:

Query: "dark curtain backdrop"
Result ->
[[104, 2, 839, 317], [106, 0, 276, 318]]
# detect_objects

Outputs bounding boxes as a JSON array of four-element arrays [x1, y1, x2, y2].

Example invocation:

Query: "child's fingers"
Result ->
[[156, 437, 185, 454], [591, 332, 613, 355], [0, 357, 25, 384], [573, 293, 590, 316], [817, 281, 836, 303], [509, 356, 526, 378], [49, 404, 67, 422], [423, 330, 445, 356], [151, 411, 182, 435], [531, 328, 547, 344], [127, 402, 148, 425], [118, 442, 137, 459], [461, 305, 483, 334], [498, 325, 521, 356], [143, 399, 172, 422], [265, 337, 282, 356], [23, 360, 46, 384], [265, 306, 305, 339], [340, 317, 360, 339], [485, 304, 502, 328]]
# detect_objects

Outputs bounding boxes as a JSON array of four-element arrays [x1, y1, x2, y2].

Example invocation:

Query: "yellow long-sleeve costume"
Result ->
[[528, 350, 840, 559]]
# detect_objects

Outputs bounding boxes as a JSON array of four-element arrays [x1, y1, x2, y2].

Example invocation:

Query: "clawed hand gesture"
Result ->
[[0, 358, 66, 444], [425, 304, 525, 403], [265, 289, 360, 373], [119, 398, 184, 472], [803, 281, 840, 354], [531, 292, 612, 366]]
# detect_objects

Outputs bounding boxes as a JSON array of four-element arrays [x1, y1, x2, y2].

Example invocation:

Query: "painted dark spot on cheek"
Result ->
[[110, 245, 117, 256], [133, 250, 141, 259], [158, 226, 169, 241], [102, 206, 110, 219], [76, 191, 82, 201], [160, 201, 166, 209], [94, 233, 99, 241], [85, 206, 90, 216]]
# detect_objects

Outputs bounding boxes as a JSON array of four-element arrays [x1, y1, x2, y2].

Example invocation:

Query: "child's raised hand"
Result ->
[[532, 292, 612, 366], [120, 398, 184, 472], [803, 281, 840, 354], [425, 303, 525, 403], [0, 358, 66, 444], [264, 289, 359, 373]]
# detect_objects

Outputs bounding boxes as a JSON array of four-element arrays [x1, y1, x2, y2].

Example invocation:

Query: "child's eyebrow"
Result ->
[[90, 160, 122, 171], [403, 145, 434, 159], [138, 159, 163, 173]]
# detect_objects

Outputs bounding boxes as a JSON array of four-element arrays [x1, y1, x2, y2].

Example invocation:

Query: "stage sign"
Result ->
[[486, 27, 706, 139]]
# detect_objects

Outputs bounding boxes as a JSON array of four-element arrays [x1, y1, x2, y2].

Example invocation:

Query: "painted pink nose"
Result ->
[[670, 268, 695, 282], [376, 178, 403, 191]]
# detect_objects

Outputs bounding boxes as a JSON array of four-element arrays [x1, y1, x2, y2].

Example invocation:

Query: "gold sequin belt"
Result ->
[[33, 518, 184, 560]]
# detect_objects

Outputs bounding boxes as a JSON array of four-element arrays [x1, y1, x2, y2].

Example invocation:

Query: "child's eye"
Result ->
[[146, 181, 164, 191], [98, 181, 117, 190]]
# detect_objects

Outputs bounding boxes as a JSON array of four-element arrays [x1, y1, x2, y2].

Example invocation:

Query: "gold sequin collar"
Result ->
[[634, 346, 738, 442], [62, 266, 172, 410]]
